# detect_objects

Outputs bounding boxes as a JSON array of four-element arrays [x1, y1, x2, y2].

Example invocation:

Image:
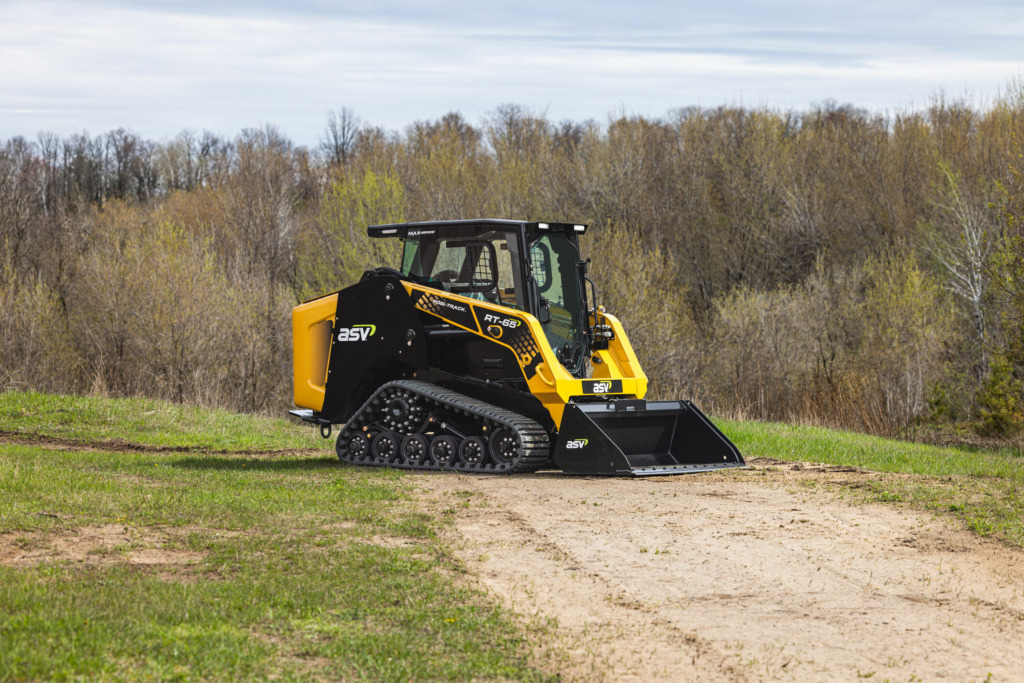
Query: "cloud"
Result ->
[[0, 0, 1020, 145]]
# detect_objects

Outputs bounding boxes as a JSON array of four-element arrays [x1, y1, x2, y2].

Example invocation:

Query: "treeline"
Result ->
[[2, 94, 1024, 438]]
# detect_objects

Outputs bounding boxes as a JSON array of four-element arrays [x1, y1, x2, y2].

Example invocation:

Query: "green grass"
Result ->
[[723, 419, 1024, 545], [0, 391, 550, 682], [0, 391, 333, 451]]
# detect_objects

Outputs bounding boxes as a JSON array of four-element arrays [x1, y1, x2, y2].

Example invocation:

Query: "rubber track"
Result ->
[[336, 380, 551, 473]]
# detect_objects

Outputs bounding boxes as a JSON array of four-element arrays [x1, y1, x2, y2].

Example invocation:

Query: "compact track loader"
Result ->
[[290, 219, 743, 476]]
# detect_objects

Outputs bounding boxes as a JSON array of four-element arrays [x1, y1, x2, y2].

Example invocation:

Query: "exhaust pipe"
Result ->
[[552, 399, 744, 477]]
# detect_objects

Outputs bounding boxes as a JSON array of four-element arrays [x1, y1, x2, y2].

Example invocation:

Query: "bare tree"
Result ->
[[104, 128, 156, 201], [227, 125, 297, 282], [924, 161, 999, 378], [320, 107, 361, 166], [0, 137, 41, 269]]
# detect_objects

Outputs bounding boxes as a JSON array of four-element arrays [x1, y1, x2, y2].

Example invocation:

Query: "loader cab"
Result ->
[[371, 220, 591, 377]]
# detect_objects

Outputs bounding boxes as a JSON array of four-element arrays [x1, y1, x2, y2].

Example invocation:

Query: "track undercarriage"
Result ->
[[335, 380, 551, 473]]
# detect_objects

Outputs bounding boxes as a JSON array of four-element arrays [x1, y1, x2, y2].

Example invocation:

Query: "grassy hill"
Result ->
[[724, 419, 1024, 543]]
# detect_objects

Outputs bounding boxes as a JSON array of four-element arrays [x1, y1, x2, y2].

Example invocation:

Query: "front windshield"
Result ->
[[530, 234, 586, 373]]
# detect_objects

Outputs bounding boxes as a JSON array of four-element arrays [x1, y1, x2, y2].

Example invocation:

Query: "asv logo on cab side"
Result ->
[[565, 439, 589, 449], [337, 324, 376, 342]]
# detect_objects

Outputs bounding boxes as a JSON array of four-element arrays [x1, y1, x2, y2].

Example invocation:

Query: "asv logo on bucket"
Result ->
[[565, 439, 589, 449], [337, 324, 376, 342]]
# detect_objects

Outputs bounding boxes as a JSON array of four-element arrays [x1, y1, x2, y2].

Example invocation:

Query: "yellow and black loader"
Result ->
[[290, 219, 743, 476]]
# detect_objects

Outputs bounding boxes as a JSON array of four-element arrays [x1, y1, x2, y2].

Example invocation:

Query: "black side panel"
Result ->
[[424, 334, 522, 383], [320, 276, 428, 423], [552, 400, 745, 476]]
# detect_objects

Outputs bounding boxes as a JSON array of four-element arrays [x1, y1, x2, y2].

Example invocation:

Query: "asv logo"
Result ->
[[483, 313, 521, 328], [565, 439, 589, 449], [591, 382, 611, 394], [337, 324, 376, 342]]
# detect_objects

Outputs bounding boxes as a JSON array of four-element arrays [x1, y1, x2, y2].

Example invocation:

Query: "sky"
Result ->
[[1, 0, 1022, 147]]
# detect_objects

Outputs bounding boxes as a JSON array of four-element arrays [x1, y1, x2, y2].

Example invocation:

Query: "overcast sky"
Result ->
[[2, 0, 1022, 146]]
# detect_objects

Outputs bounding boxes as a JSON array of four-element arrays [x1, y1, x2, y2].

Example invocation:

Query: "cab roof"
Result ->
[[367, 219, 588, 238]]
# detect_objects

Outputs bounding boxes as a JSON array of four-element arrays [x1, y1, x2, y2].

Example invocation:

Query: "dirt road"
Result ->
[[413, 459, 1024, 681]]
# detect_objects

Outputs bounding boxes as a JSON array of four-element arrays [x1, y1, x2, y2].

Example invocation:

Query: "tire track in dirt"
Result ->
[[0, 430, 324, 457], [414, 460, 1024, 681]]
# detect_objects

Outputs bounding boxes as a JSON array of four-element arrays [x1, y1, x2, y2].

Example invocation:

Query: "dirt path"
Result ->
[[413, 459, 1024, 681]]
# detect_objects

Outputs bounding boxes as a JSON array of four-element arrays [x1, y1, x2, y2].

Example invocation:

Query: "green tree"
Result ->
[[974, 353, 1023, 436], [296, 167, 405, 299], [858, 253, 954, 430]]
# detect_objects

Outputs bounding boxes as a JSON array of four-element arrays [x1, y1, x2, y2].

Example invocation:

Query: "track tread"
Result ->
[[336, 380, 550, 474]]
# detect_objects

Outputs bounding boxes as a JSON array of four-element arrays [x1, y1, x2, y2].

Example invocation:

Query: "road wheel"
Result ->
[[401, 434, 429, 464], [372, 431, 399, 460], [430, 435, 458, 466], [459, 436, 487, 465]]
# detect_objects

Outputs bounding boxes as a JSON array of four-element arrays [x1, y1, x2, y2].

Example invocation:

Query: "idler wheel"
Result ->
[[344, 432, 371, 460], [489, 428, 519, 464]]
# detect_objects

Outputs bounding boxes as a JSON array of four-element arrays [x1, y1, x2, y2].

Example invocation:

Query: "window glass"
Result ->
[[400, 237, 421, 276], [432, 240, 467, 280], [400, 228, 520, 308], [530, 234, 585, 371]]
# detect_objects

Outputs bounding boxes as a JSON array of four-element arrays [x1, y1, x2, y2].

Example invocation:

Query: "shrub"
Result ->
[[974, 353, 1023, 436], [0, 250, 79, 392]]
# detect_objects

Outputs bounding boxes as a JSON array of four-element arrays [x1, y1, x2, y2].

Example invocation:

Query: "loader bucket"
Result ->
[[552, 399, 744, 477]]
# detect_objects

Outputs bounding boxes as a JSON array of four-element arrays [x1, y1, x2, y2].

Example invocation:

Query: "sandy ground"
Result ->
[[413, 459, 1024, 682]]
